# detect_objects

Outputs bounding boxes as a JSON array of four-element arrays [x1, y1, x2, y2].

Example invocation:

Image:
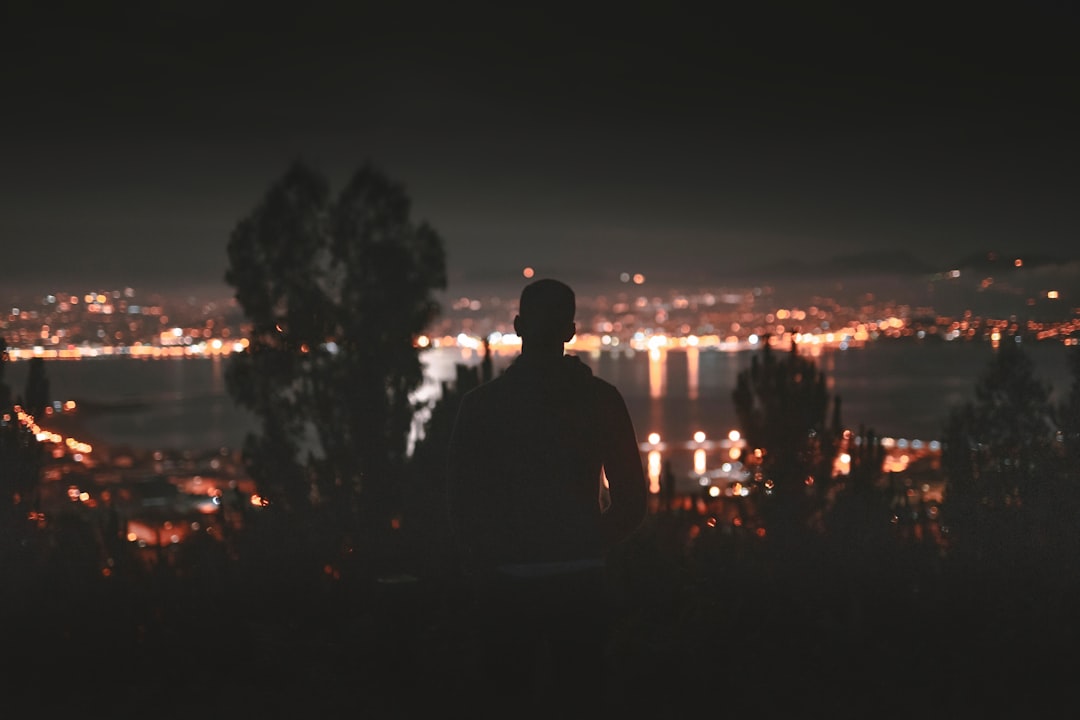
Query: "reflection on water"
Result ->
[[6, 340, 1075, 458], [687, 345, 699, 401], [648, 347, 665, 399]]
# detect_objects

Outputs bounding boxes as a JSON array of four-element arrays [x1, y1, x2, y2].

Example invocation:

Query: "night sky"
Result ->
[[3, 1, 1077, 297]]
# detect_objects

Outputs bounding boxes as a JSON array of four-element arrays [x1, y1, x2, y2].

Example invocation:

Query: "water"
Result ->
[[3, 354, 248, 452], [4, 340, 1075, 454]]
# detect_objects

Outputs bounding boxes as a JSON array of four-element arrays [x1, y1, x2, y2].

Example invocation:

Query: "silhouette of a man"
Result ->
[[447, 277, 648, 714]]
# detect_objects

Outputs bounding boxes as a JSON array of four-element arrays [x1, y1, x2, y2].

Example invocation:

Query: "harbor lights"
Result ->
[[727, 429, 744, 460], [645, 432, 664, 493], [693, 431, 707, 475]]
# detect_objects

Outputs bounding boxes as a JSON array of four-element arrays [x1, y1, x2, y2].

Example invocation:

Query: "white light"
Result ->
[[456, 333, 480, 350]]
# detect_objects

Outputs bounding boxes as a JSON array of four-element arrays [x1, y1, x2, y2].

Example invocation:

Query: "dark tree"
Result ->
[[821, 425, 913, 639], [1060, 345, 1080, 472], [1049, 345, 1080, 565], [0, 339, 44, 547], [0, 338, 10, 410], [941, 340, 1059, 568], [224, 161, 446, 546], [732, 337, 842, 542], [23, 357, 50, 419], [825, 426, 895, 566]]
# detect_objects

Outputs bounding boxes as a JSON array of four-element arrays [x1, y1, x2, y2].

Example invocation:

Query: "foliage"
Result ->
[[23, 357, 50, 418], [732, 337, 842, 541], [1059, 345, 1080, 469], [941, 340, 1060, 567], [0, 338, 10, 409], [224, 161, 446, 532], [824, 426, 896, 566], [0, 338, 44, 547], [1051, 344, 1080, 563]]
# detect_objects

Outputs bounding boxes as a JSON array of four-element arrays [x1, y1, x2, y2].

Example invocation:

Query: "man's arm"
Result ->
[[599, 385, 648, 549]]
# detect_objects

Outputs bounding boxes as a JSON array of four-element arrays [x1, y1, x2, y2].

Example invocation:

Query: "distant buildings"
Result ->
[[3, 271, 1079, 359]]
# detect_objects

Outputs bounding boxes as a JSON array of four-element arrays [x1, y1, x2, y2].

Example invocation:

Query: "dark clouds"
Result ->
[[2, 2, 1077, 294]]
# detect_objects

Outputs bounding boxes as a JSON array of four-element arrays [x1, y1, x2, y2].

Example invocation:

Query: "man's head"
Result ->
[[514, 278, 576, 349]]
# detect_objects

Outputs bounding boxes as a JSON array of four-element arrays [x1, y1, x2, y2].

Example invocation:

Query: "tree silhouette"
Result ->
[[1060, 345, 1080, 472], [825, 426, 895, 569], [941, 340, 1058, 568], [224, 161, 446, 553], [0, 338, 44, 550], [23, 357, 50, 419], [1049, 345, 1080, 566], [732, 336, 842, 543], [0, 338, 10, 410]]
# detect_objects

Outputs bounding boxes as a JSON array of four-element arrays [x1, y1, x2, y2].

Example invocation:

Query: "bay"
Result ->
[[4, 339, 1075, 456]]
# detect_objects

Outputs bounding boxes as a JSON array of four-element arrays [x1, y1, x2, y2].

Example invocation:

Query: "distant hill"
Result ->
[[946, 251, 1076, 273], [738, 249, 1080, 284], [828, 251, 937, 275], [742, 250, 935, 280]]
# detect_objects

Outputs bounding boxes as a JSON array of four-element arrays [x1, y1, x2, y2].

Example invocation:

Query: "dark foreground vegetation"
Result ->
[[2, 496, 1078, 719]]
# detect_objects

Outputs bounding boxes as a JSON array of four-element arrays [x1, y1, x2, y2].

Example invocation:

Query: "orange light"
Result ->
[[647, 450, 661, 494], [694, 448, 706, 475]]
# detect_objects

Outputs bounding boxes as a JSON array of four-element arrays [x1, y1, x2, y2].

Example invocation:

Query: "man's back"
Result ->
[[442, 277, 647, 712], [447, 352, 645, 568]]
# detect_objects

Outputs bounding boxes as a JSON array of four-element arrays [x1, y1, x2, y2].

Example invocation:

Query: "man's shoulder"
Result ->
[[588, 374, 624, 400]]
